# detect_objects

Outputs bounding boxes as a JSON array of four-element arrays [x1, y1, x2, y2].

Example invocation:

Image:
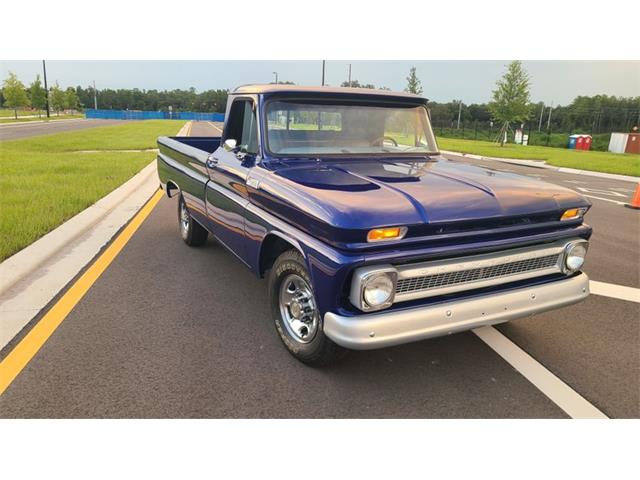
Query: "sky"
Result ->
[[1, 60, 638, 105]]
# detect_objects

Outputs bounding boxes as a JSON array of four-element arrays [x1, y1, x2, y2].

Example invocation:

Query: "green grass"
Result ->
[[0, 120, 185, 260], [0, 114, 84, 124], [0, 109, 39, 118], [437, 137, 640, 177], [435, 127, 614, 152]]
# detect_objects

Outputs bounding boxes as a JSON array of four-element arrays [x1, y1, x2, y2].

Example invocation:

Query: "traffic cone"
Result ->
[[626, 183, 640, 210]]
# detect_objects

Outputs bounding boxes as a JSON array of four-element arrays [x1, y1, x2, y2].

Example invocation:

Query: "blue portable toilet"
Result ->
[[568, 134, 578, 149]]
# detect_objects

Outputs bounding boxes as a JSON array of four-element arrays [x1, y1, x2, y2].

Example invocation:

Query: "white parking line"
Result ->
[[473, 326, 608, 419], [207, 121, 223, 134], [590, 281, 640, 303], [581, 194, 626, 205]]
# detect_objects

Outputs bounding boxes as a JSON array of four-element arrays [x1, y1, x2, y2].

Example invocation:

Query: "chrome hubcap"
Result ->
[[278, 274, 319, 344], [180, 201, 189, 238]]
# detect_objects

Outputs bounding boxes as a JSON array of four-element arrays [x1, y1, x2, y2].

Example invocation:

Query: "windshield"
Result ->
[[265, 100, 438, 156]]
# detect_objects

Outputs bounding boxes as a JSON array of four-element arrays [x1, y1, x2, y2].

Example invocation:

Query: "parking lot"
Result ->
[[0, 121, 638, 418]]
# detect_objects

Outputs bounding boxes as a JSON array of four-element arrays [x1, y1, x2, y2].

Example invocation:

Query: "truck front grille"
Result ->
[[395, 253, 560, 295]]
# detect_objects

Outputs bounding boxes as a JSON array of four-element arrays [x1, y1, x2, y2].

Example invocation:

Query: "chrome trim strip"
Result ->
[[326, 274, 589, 350]]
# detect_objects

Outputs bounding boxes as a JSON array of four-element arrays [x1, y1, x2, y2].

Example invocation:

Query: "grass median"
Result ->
[[437, 137, 640, 177], [0, 120, 184, 261]]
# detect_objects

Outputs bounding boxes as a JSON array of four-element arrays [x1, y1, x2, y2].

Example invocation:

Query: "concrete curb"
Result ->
[[0, 162, 158, 297], [0, 120, 188, 350], [554, 167, 640, 183], [441, 150, 640, 183], [0, 163, 161, 350]]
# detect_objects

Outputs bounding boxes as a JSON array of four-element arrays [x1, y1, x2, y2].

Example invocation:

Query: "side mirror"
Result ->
[[223, 139, 237, 152]]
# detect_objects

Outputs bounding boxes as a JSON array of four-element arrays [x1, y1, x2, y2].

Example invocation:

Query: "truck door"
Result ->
[[204, 97, 258, 265]]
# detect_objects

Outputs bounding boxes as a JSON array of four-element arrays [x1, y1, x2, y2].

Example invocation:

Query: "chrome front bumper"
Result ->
[[324, 273, 589, 350]]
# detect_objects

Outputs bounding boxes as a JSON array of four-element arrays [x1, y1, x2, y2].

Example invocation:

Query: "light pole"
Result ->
[[457, 100, 463, 129], [348, 63, 352, 87], [42, 60, 50, 118], [272, 71, 278, 84], [321, 60, 325, 86], [93, 80, 98, 110], [538, 103, 545, 132]]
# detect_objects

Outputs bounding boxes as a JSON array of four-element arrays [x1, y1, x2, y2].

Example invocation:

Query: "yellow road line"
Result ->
[[0, 189, 164, 395]]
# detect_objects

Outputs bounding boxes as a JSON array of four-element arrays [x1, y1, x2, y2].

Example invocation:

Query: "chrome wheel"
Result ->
[[278, 274, 319, 344], [179, 200, 190, 239]]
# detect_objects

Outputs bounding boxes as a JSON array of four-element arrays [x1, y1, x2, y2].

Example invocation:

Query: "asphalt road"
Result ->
[[1, 122, 638, 418], [0, 119, 129, 140], [190, 121, 223, 136]]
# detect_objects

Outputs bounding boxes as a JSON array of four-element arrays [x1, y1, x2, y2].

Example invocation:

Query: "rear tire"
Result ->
[[178, 195, 208, 247], [268, 249, 347, 366]]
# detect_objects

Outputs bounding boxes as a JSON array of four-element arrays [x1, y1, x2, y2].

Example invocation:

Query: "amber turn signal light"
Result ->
[[367, 227, 408, 242], [560, 207, 588, 221]]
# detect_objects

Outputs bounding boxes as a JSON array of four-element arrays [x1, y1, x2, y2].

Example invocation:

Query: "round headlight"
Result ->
[[363, 274, 394, 308], [565, 242, 588, 272]]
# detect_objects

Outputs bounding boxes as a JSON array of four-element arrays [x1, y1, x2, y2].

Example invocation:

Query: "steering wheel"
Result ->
[[371, 135, 399, 147]]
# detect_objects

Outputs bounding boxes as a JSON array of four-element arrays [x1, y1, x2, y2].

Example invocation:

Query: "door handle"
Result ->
[[206, 156, 219, 168]]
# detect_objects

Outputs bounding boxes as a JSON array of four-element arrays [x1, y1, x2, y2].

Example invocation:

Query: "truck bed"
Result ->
[[156, 135, 221, 220], [166, 136, 221, 153]]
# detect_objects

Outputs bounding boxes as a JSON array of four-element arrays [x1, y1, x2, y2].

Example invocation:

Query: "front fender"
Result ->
[[244, 202, 365, 315]]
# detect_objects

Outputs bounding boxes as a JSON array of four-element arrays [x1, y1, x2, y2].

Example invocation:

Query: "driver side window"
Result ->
[[226, 99, 259, 155]]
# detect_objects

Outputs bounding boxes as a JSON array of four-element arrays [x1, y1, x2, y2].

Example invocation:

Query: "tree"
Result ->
[[405, 66, 423, 95], [340, 80, 375, 89], [488, 60, 533, 146], [29, 75, 47, 116], [64, 87, 79, 110], [2, 72, 30, 119], [50, 83, 66, 114]]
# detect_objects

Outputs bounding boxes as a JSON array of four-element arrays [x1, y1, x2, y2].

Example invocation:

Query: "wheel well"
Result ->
[[259, 235, 299, 277]]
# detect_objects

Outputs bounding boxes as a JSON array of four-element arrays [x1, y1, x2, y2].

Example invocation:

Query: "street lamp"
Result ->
[[42, 60, 50, 118], [273, 72, 278, 84]]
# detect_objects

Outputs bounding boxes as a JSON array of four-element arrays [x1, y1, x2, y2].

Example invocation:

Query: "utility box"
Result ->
[[626, 133, 640, 154], [569, 134, 592, 151], [609, 133, 640, 154]]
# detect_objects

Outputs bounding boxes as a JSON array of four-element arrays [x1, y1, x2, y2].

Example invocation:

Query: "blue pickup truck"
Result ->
[[157, 85, 592, 365]]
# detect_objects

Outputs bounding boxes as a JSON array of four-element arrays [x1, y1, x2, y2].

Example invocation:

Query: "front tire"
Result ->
[[268, 250, 347, 366], [178, 195, 208, 246]]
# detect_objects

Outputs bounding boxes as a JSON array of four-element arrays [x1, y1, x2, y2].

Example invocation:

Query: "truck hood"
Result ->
[[253, 157, 590, 243]]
